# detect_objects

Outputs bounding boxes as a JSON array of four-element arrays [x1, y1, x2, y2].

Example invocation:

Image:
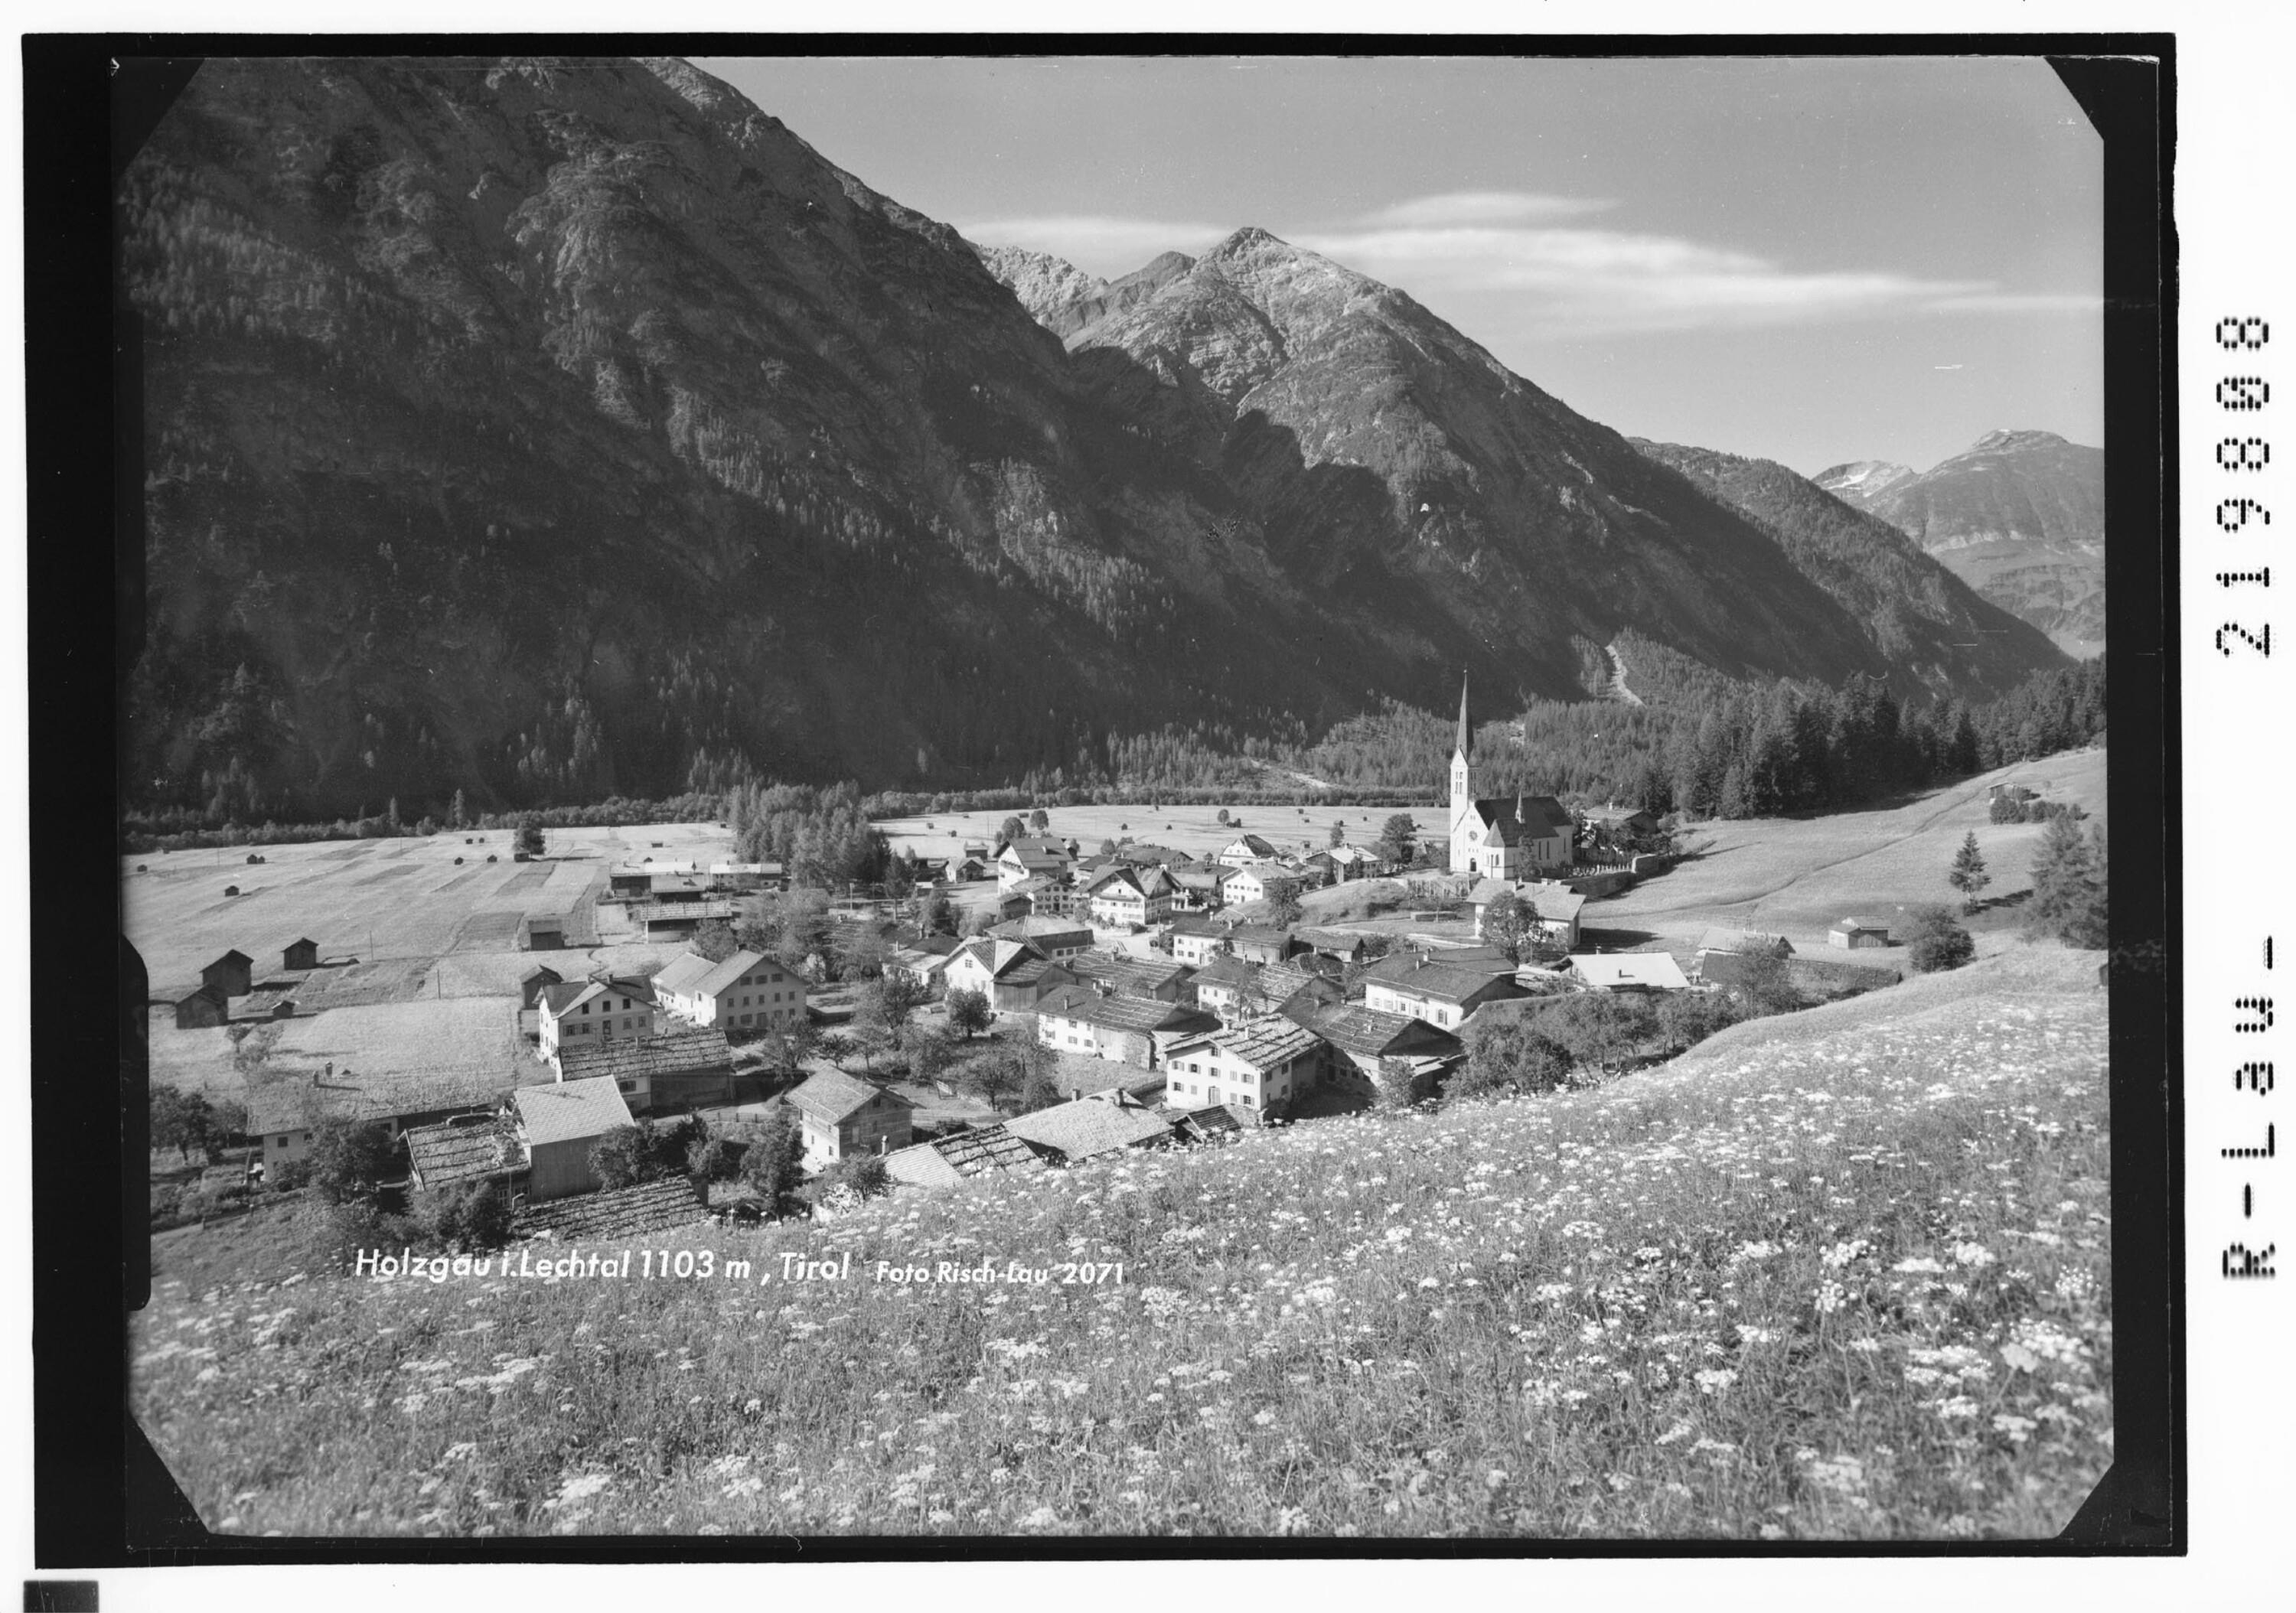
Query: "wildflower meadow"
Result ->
[[133, 940, 2111, 1539]]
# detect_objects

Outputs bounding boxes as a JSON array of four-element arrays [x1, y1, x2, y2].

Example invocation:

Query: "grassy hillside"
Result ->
[[133, 939, 2107, 1539]]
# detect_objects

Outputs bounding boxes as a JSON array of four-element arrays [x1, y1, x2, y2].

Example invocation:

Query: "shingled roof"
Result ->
[[787, 1070, 912, 1126], [1058, 951, 1195, 996], [654, 948, 771, 999], [1183, 1016, 1322, 1073], [556, 1027, 735, 1086], [1368, 958, 1528, 1005], [509, 1077, 634, 1147], [1003, 1095, 1176, 1162], [404, 1114, 527, 1189], [247, 1067, 516, 1135], [884, 1123, 1049, 1188], [1301, 1003, 1463, 1061], [1035, 986, 1218, 1037], [514, 1178, 709, 1241]]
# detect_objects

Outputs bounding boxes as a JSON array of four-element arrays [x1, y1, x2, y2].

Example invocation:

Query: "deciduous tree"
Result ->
[[945, 986, 992, 1040]]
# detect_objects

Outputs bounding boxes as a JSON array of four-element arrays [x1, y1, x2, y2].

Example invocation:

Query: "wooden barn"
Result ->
[[282, 937, 321, 972], [173, 986, 229, 1030], [201, 950, 253, 999], [517, 964, 565, 1011], [520, 915, 566, 952], [1829, 917, 1893, 950]]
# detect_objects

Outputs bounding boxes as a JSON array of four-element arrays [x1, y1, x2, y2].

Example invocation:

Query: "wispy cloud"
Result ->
[[964, 193, 2099, 338], [960, 214, 1236, 279], [1352, 191, 1617, 228], [1293, 207, 2081, 337]]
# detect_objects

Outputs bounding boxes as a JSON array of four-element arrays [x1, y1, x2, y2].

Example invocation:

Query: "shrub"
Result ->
[[589, 1123, 657, 1190], [804, 1154, 890, 1208], [413, 1180, 514, 1251], [737, 1110, 807, 1218], [1906, 905, 1976, 973], [307, 1119, 404, 1204]]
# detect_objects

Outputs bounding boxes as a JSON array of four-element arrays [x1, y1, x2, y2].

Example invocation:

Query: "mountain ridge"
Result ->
[[121, 57, 2072, 822], [1815, 429, 2104, 657]]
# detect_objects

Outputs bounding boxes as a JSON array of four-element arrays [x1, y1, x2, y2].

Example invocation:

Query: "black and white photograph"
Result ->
[[34, 31, 2187, 1567]]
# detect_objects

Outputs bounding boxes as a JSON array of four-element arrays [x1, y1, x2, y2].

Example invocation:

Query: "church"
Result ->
[[1446, 673, 1576, 878]]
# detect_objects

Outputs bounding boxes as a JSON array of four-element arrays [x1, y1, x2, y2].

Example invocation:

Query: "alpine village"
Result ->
[[125, 57, 2113, 1540]]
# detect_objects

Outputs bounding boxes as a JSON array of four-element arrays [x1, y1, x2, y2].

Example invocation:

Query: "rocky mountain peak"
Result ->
[[1967, 428, 2070, 455]]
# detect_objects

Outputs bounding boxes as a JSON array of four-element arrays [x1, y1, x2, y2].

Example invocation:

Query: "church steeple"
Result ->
[[1456, 672, 1472, 761]]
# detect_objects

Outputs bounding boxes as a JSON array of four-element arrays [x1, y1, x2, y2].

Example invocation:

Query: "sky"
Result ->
[[694, 54, 2102, 477]]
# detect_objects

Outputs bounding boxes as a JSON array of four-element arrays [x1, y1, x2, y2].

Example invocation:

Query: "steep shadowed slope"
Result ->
[[995, 231, 2067, 705], [124, 59, 2074, 824], [122, 57, 1345, 818], [1632, 441, 2069, 688]]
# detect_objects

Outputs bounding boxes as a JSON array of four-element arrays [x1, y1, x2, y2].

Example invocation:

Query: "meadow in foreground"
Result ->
[[133, 942, 2109, 1540]]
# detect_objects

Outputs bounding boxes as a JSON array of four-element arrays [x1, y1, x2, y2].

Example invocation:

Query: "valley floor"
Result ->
[[132, 937, 2110, 1540]]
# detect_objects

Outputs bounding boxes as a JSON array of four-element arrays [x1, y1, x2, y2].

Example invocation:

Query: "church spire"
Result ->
[[1456, 671, 1471, 761], [1515, 786, 1525, 824]]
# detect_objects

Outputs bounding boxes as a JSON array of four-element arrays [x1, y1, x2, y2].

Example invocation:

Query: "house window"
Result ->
[[580, 1002, 589, 1015], [276, 1135, 289, 1148]]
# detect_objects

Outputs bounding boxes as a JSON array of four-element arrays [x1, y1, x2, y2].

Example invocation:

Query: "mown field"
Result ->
[[875, 802, 1433, 866], [132, 937, 2109, 1540], [1600, 748, 2105, 956]]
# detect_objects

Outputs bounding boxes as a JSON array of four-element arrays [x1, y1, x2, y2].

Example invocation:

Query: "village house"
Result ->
[[941, 938, 1075, 1013], [1258, 956, 1339, 1009], [1167, 865, 1233, 912], [707, 861, 782, 894], [1291, 927, 1370, 968], [1271, 969, 1347, 1022], [201, 950, 253, 999], [537, 976, 660, 1067], [1159, 1017, 1323, 1116], [942, 854, 992, 883], [996, 837, 1071, 891], [786, 1070, 915, 1168], [987, 915, 1092, 960], [1084, 865, 1177, 929], [508, 1077, 636, 1201], [404, 1113, 527, 1196], [1058, 949, 1197, 1004], [1324, 843, 1383, 880], [1039, 1050, 1168, 1104], [1164, 913, 1234, 967], [1221, 862, 1302, 908], [1568, 952, 1692, 992], [651, 947, 807, 1031], [882, 1122, 1047, 1190], [1034, 985, 1221, 1068], [889, 934, 965, 995], [1191, 953, 1274, 1022], [1830, 917, 1893, 949], [608, 867, 655, 901], [1362, 954, 1530, 1030], [517, 963, 564, 1011], [1003, 1093, 1179, 1166], [556, 1025, 735, 1114], [1215, 833, 1280, 869], [1221, 922, 1298, 967], [1468, 879, 1587, 950], [1298, 1002, 1465, 1106]]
